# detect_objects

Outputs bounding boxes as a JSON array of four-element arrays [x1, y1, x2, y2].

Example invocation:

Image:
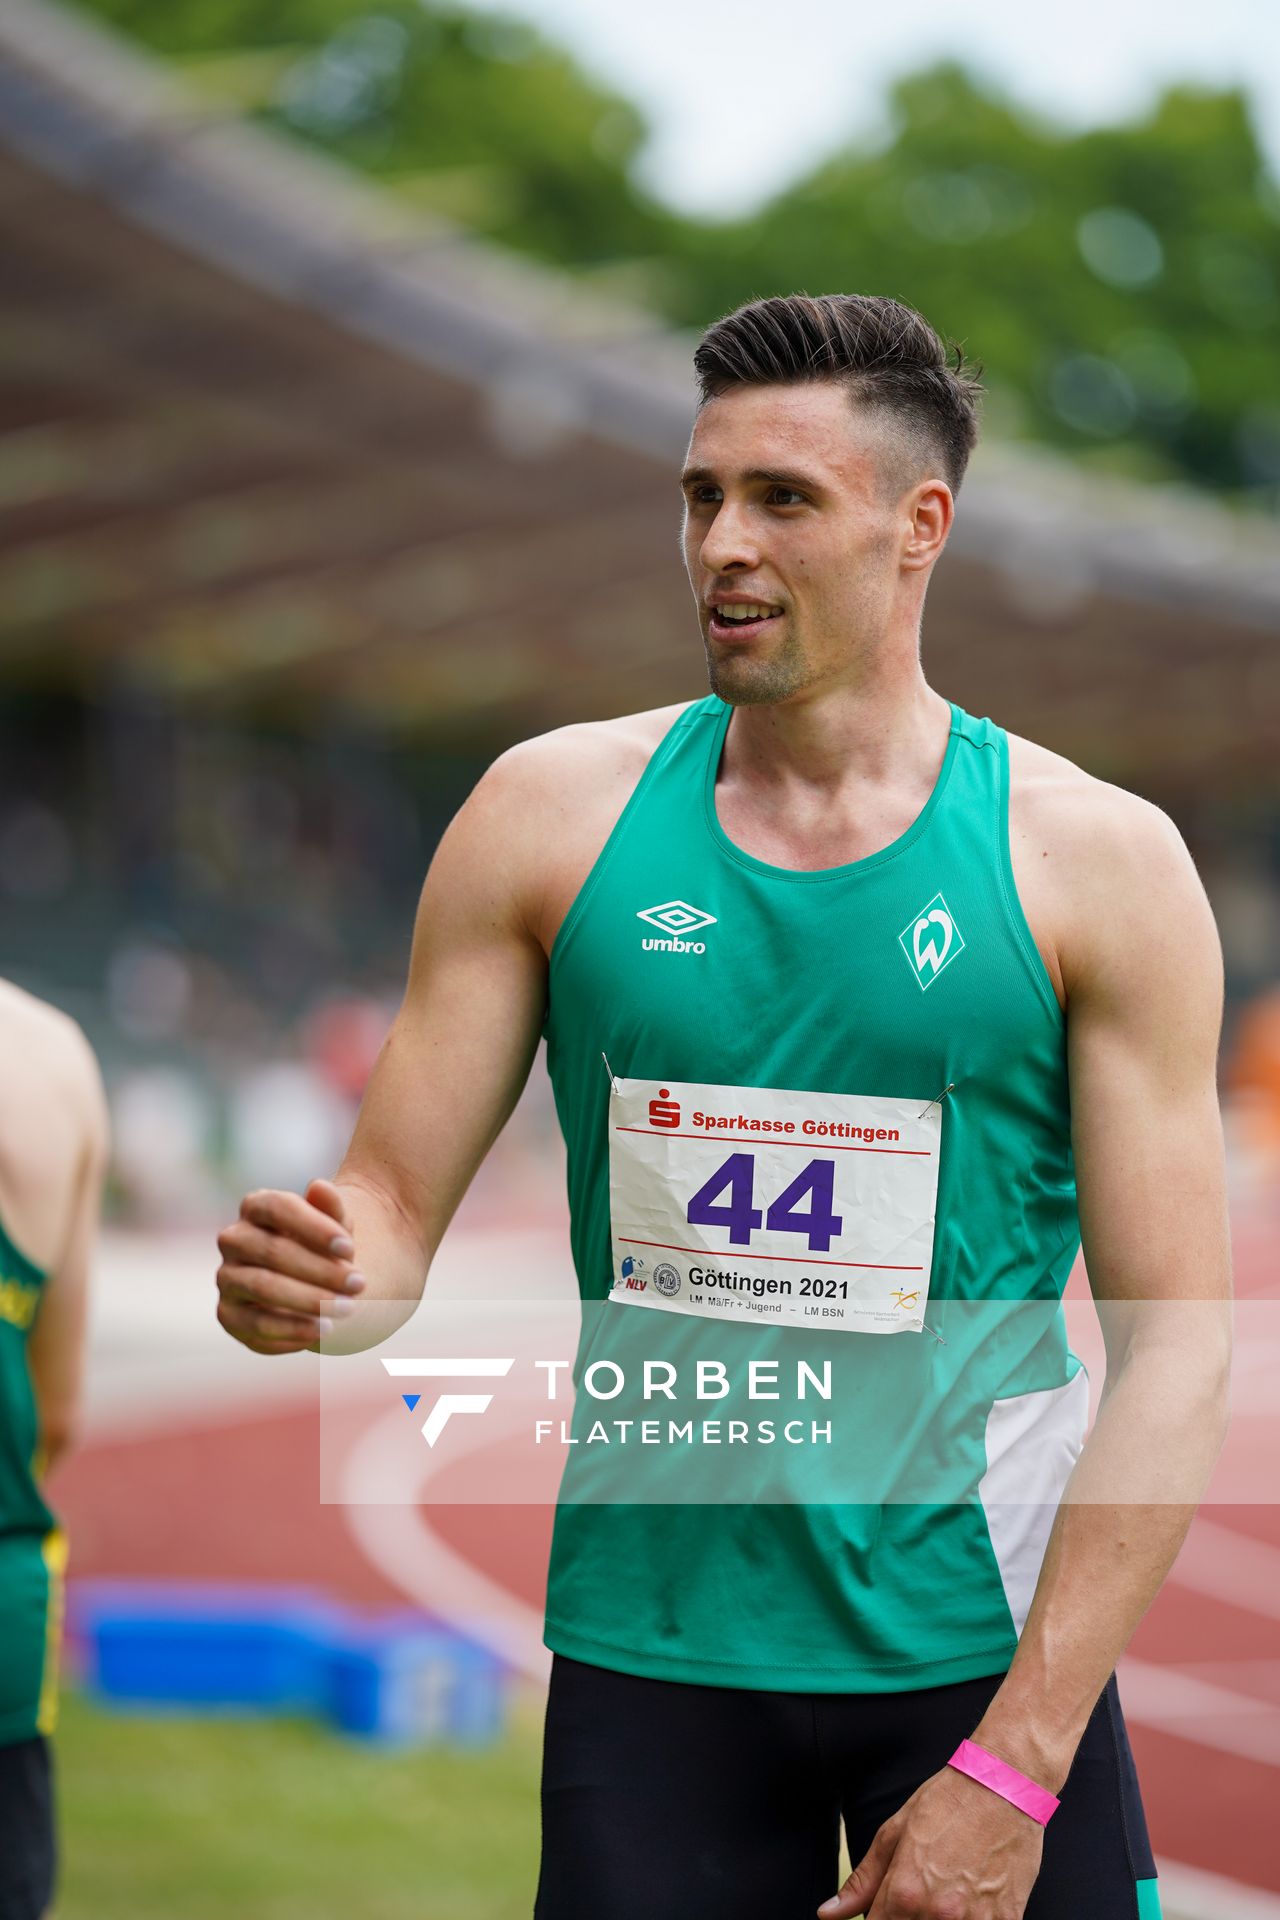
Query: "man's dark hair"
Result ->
[[692, 292, 984, 496]]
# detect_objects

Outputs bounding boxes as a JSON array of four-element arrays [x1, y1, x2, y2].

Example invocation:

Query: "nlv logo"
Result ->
[[382, 1357, 514, 1446]]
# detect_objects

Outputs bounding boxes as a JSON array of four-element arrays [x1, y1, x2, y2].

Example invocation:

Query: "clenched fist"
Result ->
[[216, 1177, 363, 1354]]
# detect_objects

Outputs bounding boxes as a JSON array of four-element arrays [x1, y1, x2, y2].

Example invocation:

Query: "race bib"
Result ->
[[607, 1076, 942, 1333]]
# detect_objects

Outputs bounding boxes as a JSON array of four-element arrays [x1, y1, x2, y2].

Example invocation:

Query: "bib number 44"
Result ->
[[686, 1153, 843, 1254]]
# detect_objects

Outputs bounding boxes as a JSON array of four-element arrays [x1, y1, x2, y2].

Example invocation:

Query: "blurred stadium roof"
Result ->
[[1, 0, 1278, 780]]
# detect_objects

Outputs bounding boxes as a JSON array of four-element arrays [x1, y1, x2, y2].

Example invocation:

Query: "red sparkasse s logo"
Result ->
[[648, 1087, 681, 1129]]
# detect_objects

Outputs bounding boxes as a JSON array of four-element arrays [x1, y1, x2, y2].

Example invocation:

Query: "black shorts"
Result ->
[[534, 1657, 1159, 1920], [0, 1736, 55, 1920]]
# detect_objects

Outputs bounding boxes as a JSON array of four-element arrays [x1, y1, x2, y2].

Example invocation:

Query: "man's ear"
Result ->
[[902, 478, 953, 572]]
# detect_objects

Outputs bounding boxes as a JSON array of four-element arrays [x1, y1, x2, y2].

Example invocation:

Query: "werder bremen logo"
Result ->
[[899, 892, 965, 991]]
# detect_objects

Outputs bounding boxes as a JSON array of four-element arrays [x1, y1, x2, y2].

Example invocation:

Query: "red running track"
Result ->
[[51, 1397, 1279, 1897], [51, 1209, 1280, 1899]]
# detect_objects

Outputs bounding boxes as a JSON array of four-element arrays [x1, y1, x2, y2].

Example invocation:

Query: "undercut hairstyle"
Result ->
[[692, 293, 984, 497]]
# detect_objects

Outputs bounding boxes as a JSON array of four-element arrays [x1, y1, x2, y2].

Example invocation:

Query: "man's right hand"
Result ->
[[216, 1177, 364, 1355]]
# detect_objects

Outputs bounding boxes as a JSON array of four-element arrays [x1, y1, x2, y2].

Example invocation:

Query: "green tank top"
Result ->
[[541, 695, 1087, 1691], [0, 1216, 66, 1742]]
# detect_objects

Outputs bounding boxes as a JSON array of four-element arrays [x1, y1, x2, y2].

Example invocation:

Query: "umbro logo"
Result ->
[[637, 901, 717, 936], [637, 899, 716, 955], [899, 891, 965, 991]]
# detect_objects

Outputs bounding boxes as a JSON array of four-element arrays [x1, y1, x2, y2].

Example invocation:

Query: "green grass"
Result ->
[[56, 1684, 544, 1920]]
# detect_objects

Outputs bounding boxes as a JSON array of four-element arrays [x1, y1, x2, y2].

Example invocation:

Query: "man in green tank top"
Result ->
[[0, 978, 109, 1920], [217, 294, 1231, 1920]]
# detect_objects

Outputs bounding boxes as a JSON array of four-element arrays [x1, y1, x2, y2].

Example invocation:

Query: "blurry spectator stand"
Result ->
[[0, 0, 1277, 1221]]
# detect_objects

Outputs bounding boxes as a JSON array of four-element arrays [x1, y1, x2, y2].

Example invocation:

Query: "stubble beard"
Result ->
[[703, 622, 811, 707]]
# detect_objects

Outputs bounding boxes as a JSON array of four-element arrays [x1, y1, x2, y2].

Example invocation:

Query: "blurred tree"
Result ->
[[76, 0, 694, 269], [73, 5, 1280, 501], [682, 64, 1280, 498]]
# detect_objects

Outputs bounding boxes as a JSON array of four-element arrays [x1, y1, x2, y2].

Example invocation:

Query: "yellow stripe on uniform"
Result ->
[[35, 1525, 68, 1736]]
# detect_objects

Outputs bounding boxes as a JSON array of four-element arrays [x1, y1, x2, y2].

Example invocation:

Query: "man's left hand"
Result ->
[[817, 1764, 1045, 1920]]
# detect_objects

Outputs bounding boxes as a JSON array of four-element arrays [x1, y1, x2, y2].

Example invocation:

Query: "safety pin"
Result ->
[[601, 1050, 619, 1093], [921, 1319, 947, 1346]]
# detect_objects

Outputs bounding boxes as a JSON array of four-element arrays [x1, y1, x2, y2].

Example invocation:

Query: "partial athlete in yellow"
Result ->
[[0, 977, 109, 1920]]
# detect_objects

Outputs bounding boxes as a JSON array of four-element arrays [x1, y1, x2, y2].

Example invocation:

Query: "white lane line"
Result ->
[[1147, 1659, 1280, 1703], [339, 1399, 550, 1684], [1171, 1517, 1280, 1622], [335, 1411, 1280, 1897], [336, 1422, 1280, 1738], [1120, 1657, 1280, 1766], [339, 1511, 1280, 1765], [1156, 1858, 1280, 1920]]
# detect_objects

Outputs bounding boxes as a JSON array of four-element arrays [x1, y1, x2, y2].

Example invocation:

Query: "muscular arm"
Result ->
[[825, 791, 1232, 1920], [328, 749, 551, 1349], [217, 745, 551, 1356], [969, 793, 1233, 1785]]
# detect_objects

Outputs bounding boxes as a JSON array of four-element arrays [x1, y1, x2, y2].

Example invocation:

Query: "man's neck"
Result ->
[[722, 669, 952, 801]]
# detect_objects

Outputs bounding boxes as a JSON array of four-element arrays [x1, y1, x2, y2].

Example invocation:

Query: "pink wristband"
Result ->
[[946, 1739, 1060, 1826]]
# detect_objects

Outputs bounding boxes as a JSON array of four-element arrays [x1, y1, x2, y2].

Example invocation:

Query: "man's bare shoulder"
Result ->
[[0, 981, 108, 1134], [494, 701, 699, 793], [462, 700, 699, 855], [0, 980, 96, 1086], [462, 702, 701, 951], [1007, 728, 1188, 867], [415, 702, 702, 954], [1005, 730, 1215, 995]]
